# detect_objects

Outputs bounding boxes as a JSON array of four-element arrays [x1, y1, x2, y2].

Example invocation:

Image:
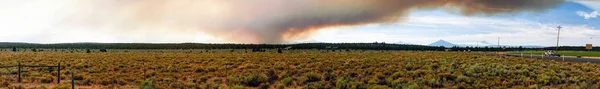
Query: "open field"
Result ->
[[509, 51, 600, 57], [1, 50, 600, 88]]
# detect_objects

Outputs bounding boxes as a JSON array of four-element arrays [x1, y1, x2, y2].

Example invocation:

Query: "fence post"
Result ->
[[58, 62, 61, 84], [17, 62, 21, 83], [71, 71, 75, 89]]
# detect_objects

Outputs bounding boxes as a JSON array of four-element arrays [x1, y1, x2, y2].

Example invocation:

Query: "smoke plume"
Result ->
[[55, 0, 565, 43]]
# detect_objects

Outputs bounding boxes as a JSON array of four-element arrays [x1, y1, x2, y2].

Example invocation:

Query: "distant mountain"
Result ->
[[521, 45, 545, 48], [393, 41, 413, 45], [480, 41, 490, 44], [451, 41, 546, 48], [479, 45, 545, 48], [428, 40, 457, 48], [456, 44, 545, 48]]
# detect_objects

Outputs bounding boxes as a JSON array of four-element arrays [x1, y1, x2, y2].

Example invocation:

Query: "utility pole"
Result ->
[[497, 37, 500, 48], [497, 37, 501, 52], [556, 25, 562, 52]]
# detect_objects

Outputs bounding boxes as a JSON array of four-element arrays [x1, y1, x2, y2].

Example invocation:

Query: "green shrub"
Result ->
[[323, 72, 332, 81], [370, 85, 391, 89], [258, 83, 270, 89], [300, 72, 321, 84], [303, 82, 324, 89], [426, 78, 441, 87], [118, 64, 126, 68], [368, 79, 378, 85], [213, 78, 223, 84], [282, 77, 294, 86], [528, 84, 539, 89], [349, 82, 365, 89], [184, 82, 198, 89], [384, 77, 394, 85], [194, 68, 206, 73], [40, 77, 53, 83], [231, 84, 244, 89], [265, 70, 278, 82], [390, 79, 408, 88], [403, 82, 421, 89], [202, 82, 223, 89], [456, 75, 472, 83], [228, 73, 269, 87], [208, 67, 217, 72], [390, 72, 406, 79], [196, 76, 210, 83], [275, 83, 285, 89], [275, 66, 285, 70], [139, 79, 155, 89], [52, 83, 70, 89], [236, 59, 245, 62], [279, 71, 295, 78], [335, 77, 348, 89], [38, 85, 48, 89]]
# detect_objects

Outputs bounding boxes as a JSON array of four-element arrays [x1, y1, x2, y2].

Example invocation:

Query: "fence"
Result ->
[[1, 62, 80, 89], [0, 62, 63, 84]]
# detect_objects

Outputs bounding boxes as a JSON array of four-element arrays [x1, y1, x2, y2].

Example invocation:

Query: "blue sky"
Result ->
[[308, 1, 599, 46]]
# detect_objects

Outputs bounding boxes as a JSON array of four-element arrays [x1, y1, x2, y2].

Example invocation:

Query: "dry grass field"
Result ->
[[1, 50, 600, 89]]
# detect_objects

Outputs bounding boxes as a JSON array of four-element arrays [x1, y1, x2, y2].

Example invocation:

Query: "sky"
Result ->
[[309, 1, 600, 46], [0, 0, 598, 46]]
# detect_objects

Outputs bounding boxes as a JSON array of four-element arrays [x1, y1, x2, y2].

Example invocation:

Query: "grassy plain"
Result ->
[[0, 50, 600, 88]]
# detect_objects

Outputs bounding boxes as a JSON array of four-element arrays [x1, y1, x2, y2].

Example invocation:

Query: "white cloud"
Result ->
[[576, 11, 599, 19], [574, 0, 600, 11], [444, 24, 600, 46], [308, 14, 600, 46]]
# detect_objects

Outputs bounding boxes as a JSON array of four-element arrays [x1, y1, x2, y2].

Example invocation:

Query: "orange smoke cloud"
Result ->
[[56, 0, 565, 43]]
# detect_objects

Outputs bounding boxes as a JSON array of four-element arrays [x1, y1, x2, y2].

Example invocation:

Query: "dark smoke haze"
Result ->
[[56, 0, 565, 43]]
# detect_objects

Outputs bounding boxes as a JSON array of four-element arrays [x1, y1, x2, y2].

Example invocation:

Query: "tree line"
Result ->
[[450, 46, 599, 51], [0, 42, 596, 51], [0, 42, 444, 51]]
